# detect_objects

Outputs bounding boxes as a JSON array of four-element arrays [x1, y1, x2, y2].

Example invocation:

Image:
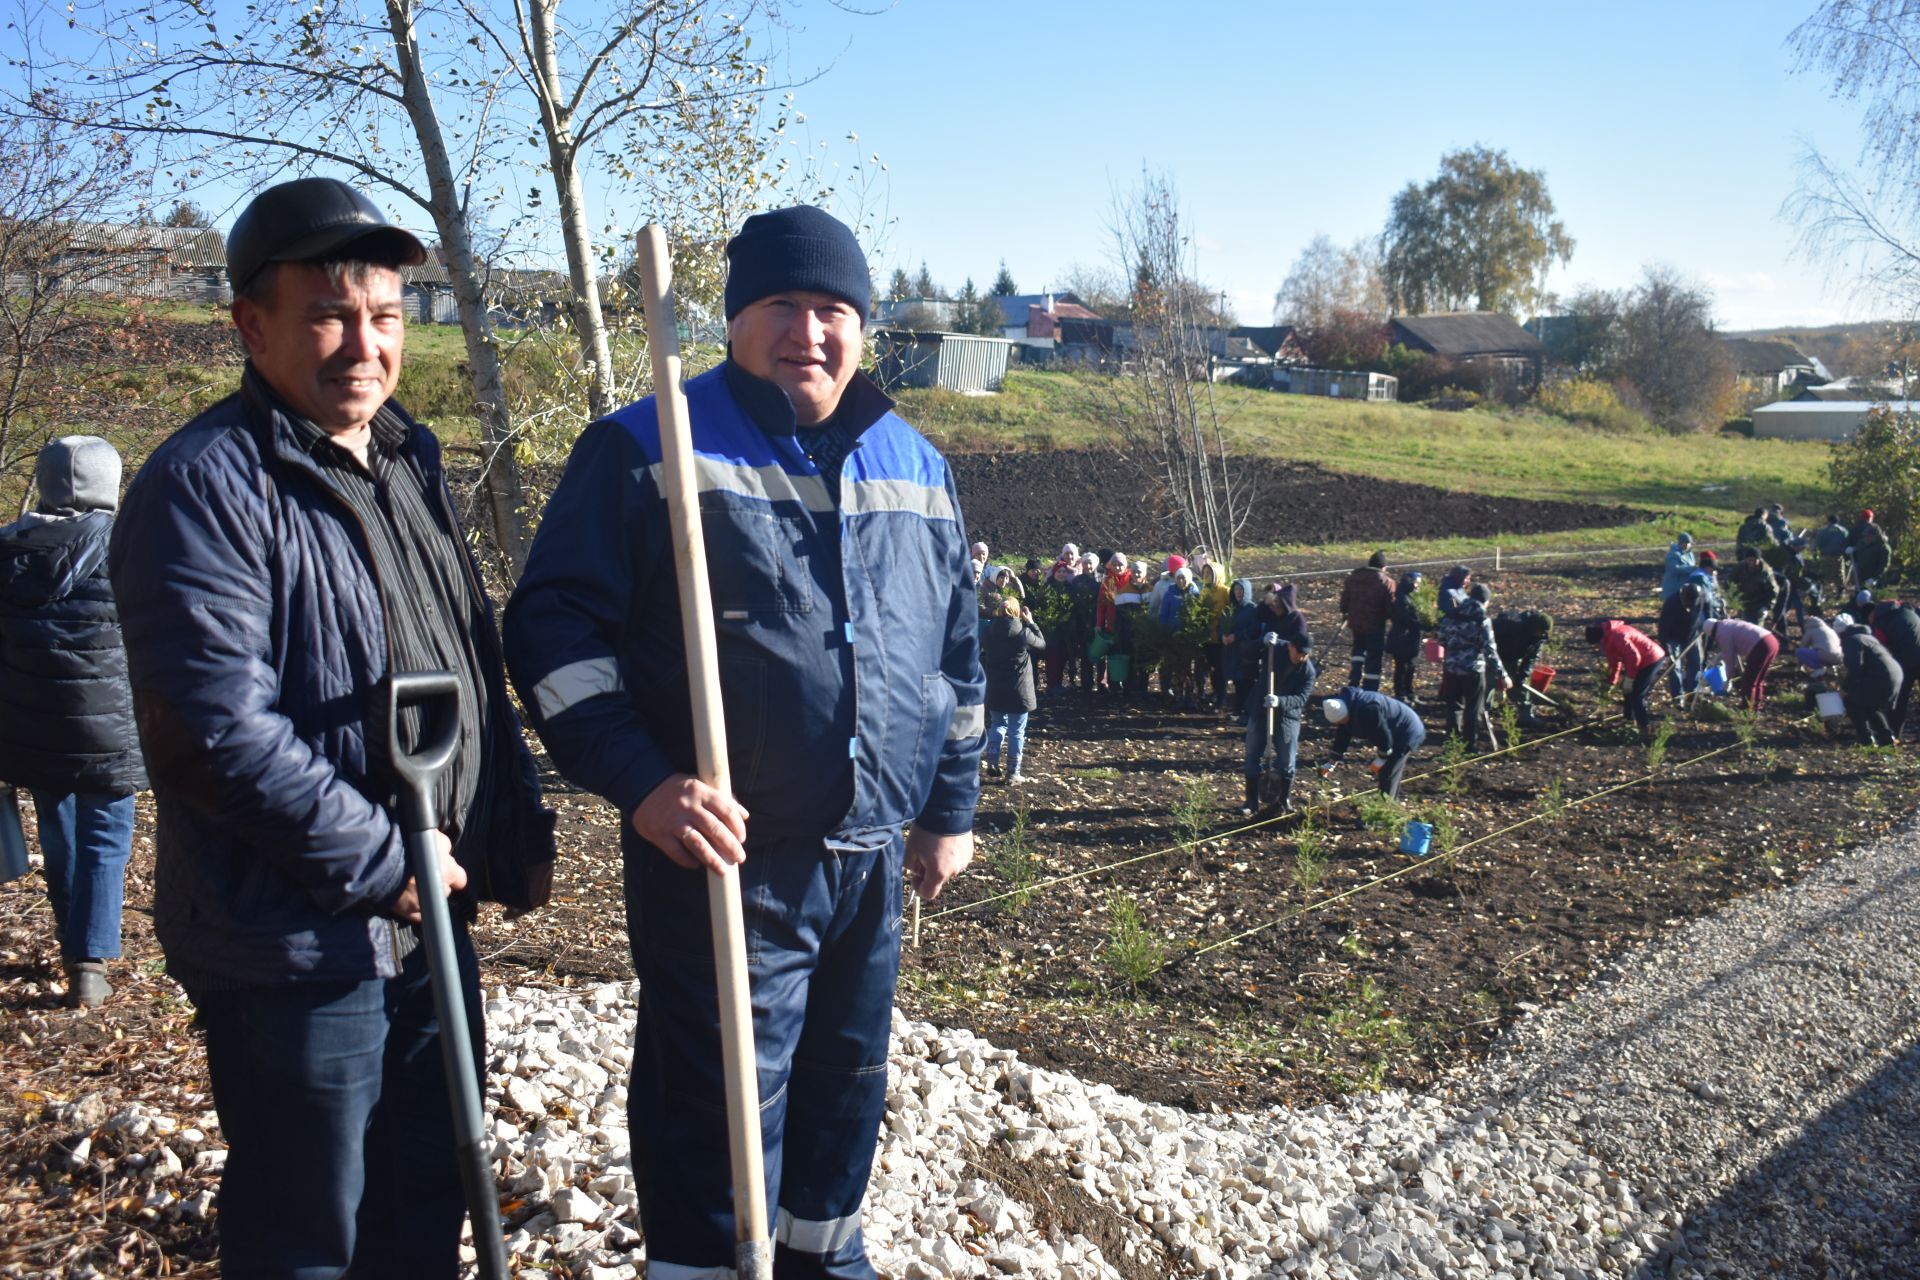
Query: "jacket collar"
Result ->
[[239, 363, 428, 479], [721, 356, 896, 440]]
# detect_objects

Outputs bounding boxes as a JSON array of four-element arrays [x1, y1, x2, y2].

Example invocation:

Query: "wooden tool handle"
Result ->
[[633, 224, 773, 1280]]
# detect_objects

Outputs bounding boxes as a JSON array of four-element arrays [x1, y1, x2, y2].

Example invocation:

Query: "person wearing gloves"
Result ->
[[1586, 619, 1666, 735], [1661, 533, 1697, 601], [1234, 582, 1309, 719], [981, 595, 1045, 783], [1869, 600, 1920, 737], [1337, 550, 1395, 691], [1239, 634, 1316, 816], [1705, 616, 1780, 712], [1384, 571, 1427, 702], [0, 437, 146, 1009], [1837, 615, 1903, 745], [504, 205, 981, 1280], [1437, 583, 1511, 746], [1322, 686, 1426, 802]]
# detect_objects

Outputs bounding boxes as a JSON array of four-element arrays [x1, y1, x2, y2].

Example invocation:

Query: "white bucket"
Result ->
[[1815, 689, 1846, 718]]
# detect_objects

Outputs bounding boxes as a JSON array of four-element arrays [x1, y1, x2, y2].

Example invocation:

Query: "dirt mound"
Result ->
[[948, 450, 1640, 557]]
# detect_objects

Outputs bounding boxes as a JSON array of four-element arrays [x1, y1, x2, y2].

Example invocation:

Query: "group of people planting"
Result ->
[[967, 506, 1914, 822]]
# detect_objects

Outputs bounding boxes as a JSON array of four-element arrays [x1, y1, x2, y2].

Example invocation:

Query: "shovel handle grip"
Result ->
[[374, 671, 461, 834]]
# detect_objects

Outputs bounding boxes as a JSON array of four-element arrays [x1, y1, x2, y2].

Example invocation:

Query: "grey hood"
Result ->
[[35, 435, 122, 515]]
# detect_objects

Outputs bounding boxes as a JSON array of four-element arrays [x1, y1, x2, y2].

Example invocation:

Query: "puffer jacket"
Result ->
[[981, 612, 1045, 714], [1840, 624, 1902, 709], [1802, 615, 1844, 668], [1437, 595, 1509, 682], [1338, 566, 1394, 636], [1596, 620, 1665, 685], [110, 372, 553, 988], [1872, 602, 1920, 667], [504, 362, 983, 845], [1157, 579, 1198, 630], [1222, 578, 1257, 686], [0, 510, 146, 795]]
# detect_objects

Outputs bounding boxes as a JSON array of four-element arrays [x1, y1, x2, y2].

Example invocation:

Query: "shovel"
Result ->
[[375, 670, 509, 1280]]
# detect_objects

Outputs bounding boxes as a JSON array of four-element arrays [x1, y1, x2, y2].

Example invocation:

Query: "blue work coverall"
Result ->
[[504, 362, 984, 1279]]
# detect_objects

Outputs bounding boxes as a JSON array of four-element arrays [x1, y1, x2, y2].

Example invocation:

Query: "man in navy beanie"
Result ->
[[505, 207, 983, 1278]]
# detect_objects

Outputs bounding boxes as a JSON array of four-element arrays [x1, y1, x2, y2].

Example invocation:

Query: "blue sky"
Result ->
[[767, 0, 1883, 330]]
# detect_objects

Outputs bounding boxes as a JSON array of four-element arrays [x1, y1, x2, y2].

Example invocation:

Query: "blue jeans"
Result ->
[[185, 926, 481, 1280], [627, 833, 902, 1280], [984, 710, 1030, 775], [29, 790, 134, 962]]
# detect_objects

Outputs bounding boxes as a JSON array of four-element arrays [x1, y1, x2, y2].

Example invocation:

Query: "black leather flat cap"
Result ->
[[227, 177, 428, 292]]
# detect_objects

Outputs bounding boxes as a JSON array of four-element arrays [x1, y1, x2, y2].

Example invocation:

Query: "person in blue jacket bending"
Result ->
[[503, 205, 984, 1280], [1322, 685, 1427, 801]]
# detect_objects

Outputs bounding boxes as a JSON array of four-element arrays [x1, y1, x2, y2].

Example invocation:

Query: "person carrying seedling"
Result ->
[[1705, 616, 1780, 712], [1837, 615, 1903, 745], [1338, 550, 1395, 691], [505, 205, 982, 1280], [1586, 619, 1666, 736], [1438, 583, 1511, 746], [1322, 686, 1426, 802], [1385, 571, 1427, 702], [1238, 633, 1316, 816]]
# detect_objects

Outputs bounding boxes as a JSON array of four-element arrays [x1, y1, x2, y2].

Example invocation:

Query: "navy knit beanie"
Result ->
[[724, 205, 871, 321]]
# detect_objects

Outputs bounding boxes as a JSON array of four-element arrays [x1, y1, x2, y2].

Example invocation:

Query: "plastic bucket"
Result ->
[[1106, 653, 1133, 685], [1815, 689, 1846, 718], [1399, 821, 1433, 856], [1702, 662, 1729, 695], [1088, 631, 1114, 661], [1528, 664, 1556, 692], [1423, 637, 1445, 664]]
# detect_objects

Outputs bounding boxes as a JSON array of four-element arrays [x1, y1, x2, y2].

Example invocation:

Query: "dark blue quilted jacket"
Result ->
[[109, 376, 546, 987], [0, 510, 147, 796]]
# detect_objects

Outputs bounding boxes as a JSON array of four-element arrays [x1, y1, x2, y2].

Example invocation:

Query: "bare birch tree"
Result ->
[[1103, 170, 1249, 561]]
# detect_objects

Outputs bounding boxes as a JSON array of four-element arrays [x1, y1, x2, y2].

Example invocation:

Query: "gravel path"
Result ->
[[422, 820, 1920, 1277]]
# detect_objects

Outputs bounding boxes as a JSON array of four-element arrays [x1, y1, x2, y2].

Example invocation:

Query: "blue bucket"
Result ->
[[1702, 662, 1728, 695], [1399, 821, 1433, 856]]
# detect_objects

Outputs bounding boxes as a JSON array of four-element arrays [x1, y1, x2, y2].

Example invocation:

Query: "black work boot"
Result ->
[[1239, 774, 1261, 817]]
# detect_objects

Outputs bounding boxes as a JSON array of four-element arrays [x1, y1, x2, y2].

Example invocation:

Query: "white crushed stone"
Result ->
[[470, 822, 1920, 1277], [42, 824, 1917, 1277]]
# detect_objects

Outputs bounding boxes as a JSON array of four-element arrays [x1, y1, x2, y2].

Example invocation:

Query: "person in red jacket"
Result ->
[[1337, 550, 1395, 691], [1586, 619, 1667, 735]]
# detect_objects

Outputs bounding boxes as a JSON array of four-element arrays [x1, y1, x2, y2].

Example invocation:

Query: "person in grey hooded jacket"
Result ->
[[0, 436, 145, 1009]]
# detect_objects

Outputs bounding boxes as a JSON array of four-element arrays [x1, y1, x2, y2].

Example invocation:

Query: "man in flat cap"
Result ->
[[504, 205, 983, 1279], [109, 177, 553, 1276]]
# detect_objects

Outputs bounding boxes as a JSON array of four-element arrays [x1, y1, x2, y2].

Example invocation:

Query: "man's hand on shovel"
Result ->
[[391, 830, 466, 923]]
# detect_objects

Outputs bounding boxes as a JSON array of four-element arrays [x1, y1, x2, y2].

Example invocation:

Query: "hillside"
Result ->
[[894, 369, 1833, 556]]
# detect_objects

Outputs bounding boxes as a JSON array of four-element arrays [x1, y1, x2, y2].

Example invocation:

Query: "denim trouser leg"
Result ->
[[186, 926, 479, 1280], [983, 714, 1008, 769], [1000, 711, 1029, 775], [29, 790, 135, 962], [629, 833, 901, 1280]]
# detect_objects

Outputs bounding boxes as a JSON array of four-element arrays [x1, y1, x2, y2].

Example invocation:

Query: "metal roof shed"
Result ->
[[872, 329, 1012, 393], [1750, 400, 1920, 441]]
